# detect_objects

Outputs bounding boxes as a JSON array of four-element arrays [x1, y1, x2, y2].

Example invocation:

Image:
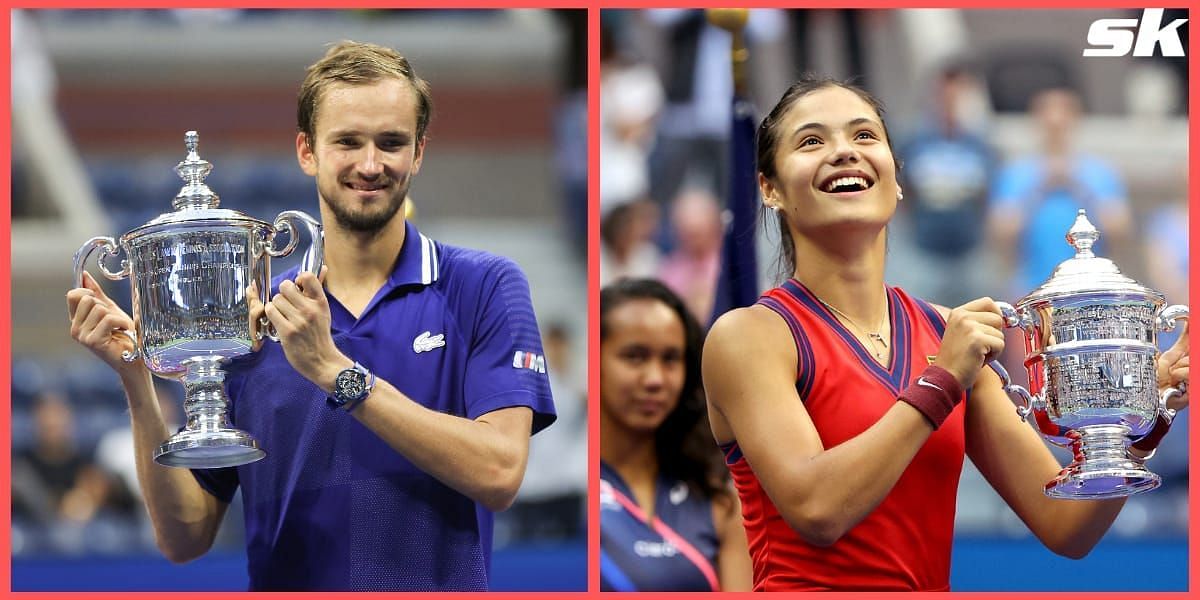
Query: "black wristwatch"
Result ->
[[329, 361, 375, 411]]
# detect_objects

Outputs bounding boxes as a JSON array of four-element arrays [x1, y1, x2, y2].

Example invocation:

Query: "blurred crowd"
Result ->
[[11, 365, 193, 555], [601, 8, 1188, 539]]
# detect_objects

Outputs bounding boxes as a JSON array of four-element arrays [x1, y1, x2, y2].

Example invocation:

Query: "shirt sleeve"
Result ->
[[462, 255, 557, 435], [191, 465, 239, 504]]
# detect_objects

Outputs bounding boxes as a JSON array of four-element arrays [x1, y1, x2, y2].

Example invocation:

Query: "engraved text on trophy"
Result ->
[[132, 228, 256, 373]]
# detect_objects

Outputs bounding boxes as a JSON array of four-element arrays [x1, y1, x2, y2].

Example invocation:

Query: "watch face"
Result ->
[[336, 369, 366, 401]]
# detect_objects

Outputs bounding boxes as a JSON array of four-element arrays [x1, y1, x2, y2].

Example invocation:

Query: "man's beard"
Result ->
[[320, 178, 409, 234]]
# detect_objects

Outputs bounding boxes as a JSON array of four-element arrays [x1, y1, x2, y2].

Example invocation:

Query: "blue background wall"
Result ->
[[12, 541, 589, 592], [12, 537, 1185, 591]]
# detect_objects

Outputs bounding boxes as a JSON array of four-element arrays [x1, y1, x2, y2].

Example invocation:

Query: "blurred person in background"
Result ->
[[658, 187, 724, 323], [93, 381, 182, 504], [702, 77, 1189, 591], [599, 18, 667, 288], [1138, 161, 1190, 483], [551, 9, 588, 259], [600, 199, 662, 287], [987, 86, 1133, 297], [639, 9, 787, 211], [600, 278, 752, 592], [1142, 162, 1189, 349], [66, 40, 555, 591], [985, 86, 1134, 381], [788, 10, 871, 91], [12, 390, 137, 527], [600, 20, 664, 214], [894, 63, 995, 306]]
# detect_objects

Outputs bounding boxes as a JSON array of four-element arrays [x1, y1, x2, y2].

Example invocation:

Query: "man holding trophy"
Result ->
[[66, 41, 556, 591]]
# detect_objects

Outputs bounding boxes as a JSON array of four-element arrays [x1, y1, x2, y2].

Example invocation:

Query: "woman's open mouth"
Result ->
[[819, 173, 875, 195]]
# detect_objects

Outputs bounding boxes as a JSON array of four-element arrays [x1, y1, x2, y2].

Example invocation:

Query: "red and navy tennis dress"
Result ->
[[720, 279, 965, 591], [600, 461, 721, 591]]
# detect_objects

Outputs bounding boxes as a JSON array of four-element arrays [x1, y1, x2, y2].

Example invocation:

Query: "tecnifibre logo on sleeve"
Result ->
[[512, 350, 546, 374], [1084, 9, 1187, 57]]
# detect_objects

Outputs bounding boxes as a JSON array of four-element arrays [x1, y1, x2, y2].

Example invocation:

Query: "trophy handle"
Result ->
[[1156, 387, 1182, 424], [72, 236, 141, 363], [1154, 304, 1189, 422], [1157, 304, 1189, 332], [989, 300, 1035, 420], [260, 211, 325, 342], [73, 236, 130, 285], [987, 359, 1035, 422], [267, 210, 324, 275], [995, 301, 1026, 329]]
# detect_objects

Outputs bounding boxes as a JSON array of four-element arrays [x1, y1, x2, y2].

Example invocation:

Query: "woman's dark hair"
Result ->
[[600, 278, 727, 499], [755, 76, 898, 281]]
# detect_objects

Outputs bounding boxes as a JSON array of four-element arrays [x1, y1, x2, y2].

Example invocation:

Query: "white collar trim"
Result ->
[[419, 233, 440, 285]]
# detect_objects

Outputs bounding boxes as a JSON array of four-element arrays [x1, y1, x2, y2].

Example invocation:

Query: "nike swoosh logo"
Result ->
[[916, 377, 944, 392], [413, 331, 446, 353]]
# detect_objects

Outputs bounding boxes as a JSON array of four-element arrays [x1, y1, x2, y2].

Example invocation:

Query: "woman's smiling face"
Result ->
[[760, 85, 900, 236]]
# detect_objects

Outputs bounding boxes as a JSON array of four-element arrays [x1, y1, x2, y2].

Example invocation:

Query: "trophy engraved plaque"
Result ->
[[988, 209, 1187, 499], [73, 131, 323, 469]]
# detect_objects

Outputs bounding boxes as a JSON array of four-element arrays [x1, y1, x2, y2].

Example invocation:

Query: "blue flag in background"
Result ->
[[710, 96, 759, 326]]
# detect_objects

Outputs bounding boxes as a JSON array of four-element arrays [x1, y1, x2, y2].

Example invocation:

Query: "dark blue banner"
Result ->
[[710, 96, 759, 326]]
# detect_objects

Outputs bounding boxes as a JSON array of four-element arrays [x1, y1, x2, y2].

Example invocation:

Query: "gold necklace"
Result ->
[[818, 297, 889, 359]]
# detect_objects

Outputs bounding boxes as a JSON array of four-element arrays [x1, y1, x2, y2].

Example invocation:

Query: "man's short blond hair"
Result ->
[[297, 40, 432, 146]]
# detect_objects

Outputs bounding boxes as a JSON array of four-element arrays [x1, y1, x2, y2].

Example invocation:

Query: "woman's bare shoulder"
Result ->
[[704, 305, 798, 395], [707, 304, 796, 357]]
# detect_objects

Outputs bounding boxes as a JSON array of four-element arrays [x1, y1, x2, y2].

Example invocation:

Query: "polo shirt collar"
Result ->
[[389, 219, 440, 288]]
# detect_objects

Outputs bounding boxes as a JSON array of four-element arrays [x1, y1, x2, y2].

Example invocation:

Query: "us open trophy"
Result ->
[[988, 209, 1187, 499], [73, 131, 323, 469]]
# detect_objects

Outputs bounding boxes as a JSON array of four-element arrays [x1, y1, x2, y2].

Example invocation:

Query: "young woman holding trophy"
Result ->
[[701, 78, 1190, 591]]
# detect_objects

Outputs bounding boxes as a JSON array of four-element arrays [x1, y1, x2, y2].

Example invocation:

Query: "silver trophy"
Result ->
[[988, 210, 1187, 499], [73, 131, 323, 469]]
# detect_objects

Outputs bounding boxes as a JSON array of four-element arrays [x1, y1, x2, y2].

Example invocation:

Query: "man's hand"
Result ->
[[263, 268, 349, 391], [67, 271, 146, 378], [247, 280, 266, 352], [1157, 320, 1189, 413]]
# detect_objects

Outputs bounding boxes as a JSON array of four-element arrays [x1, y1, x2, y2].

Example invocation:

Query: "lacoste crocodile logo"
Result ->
[[413, 331, 446, 354]]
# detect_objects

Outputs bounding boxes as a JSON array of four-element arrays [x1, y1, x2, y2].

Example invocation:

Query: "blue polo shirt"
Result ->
[[192, 220, 556, 591]]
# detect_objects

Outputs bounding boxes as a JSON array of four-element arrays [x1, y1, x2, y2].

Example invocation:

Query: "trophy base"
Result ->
[[155, 428, 265, 469], [1044, 464, 1161, 499], [1044, 424, 1161, 499]]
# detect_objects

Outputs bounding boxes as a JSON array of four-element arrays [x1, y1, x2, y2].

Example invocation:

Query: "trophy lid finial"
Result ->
[[1018, 208, 1160, 306], [173, 130, 219, 210], [1066, 208, 1100, 258], [185, 130, 198, 155]]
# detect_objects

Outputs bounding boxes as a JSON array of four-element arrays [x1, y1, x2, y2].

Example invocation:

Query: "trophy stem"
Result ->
[[1045, 424, 1160, 499], [181, 359, 235, 433], [154, 356, 265, 468]]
